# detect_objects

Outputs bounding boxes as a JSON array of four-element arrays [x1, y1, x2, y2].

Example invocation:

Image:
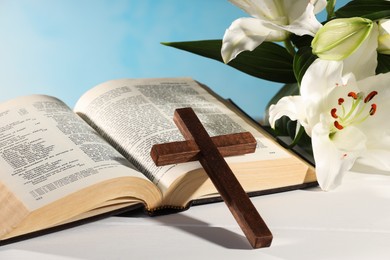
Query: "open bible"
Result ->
[[0, 78, 316, 243]]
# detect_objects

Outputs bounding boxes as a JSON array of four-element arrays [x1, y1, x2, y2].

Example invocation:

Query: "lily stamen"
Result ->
[[331, 90, 378, 132], [370, 104, 377, 115], [364, 91, 378, 103], [331, 108, 338, 118], [348, 92, 358, 99], [334, 121, 344, 130]]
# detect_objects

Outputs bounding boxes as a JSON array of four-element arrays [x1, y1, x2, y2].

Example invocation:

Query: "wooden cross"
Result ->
[[150, 107, 273, 249]]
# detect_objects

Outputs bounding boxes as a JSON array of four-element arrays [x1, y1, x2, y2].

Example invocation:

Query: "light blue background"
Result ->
[[0, 0, 347, 119]]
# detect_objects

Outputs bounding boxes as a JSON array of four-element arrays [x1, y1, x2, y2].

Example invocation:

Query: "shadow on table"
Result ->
[[119, 209, 253, 250], [155, 213, 254, 250]]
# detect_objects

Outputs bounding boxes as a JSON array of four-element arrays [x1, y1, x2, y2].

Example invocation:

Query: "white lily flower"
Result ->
[[269, 59, 390, 190], [221, 0, 326, 63]]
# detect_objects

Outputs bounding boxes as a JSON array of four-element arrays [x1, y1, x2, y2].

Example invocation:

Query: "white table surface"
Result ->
[[1, 171, 390, 260]]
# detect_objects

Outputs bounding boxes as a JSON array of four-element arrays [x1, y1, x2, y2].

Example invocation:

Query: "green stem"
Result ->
[[326, 0, 336, 20], [287, 125, 305, 149], [284, 40, 296, 56]]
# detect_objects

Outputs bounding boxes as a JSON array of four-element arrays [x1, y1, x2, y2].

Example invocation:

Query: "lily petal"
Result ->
[[357, 149, 390, 172], [268, 95, 306, 129], [357, 72, 390, 135], [300, 59, 345, 131], [222, 0, 325, 63], [228, 0, 286, 22], [342, 23, 378, 80], [311, 0, 327, 14], [311, 119, 363, 190], [352, 73, 390, 168], [282, 0, 316, 22], [281, 3, 323, 37], [381, 19, 390, 33], [357, 71, 390, 108], [221, 17, 286, 63], [378, 19, 390, 54], [300, 59, 344, 99]]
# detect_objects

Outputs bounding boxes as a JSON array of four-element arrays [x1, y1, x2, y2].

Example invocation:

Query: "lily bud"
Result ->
[[312, 17, 373, 60], [378, 19, 390, 55]]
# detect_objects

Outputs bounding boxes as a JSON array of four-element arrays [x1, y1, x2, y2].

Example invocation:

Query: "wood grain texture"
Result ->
[[150, 132, 256, 166], [170, 107, 273, 248]]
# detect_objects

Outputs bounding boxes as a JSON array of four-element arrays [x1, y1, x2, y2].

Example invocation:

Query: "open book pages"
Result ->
[[74, 78, 315, 205], [0, 77, 316, 241], [0, 94, 161, 240]]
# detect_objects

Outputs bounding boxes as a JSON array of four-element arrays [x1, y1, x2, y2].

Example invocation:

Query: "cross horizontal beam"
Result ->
[[151, 132, 256, 166]]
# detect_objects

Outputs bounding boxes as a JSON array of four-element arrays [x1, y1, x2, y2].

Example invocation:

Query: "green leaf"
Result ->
[[335, 0, 390, 20], [377, 53, 390, 74], [293, 46, 317, 84], [162, 40, 296, 83], [272, 116, 313, 156], [290, 34, 313, 49], [273, 116, 295, 136]]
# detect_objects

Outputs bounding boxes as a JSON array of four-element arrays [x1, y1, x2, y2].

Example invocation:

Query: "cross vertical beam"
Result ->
[[152, 107, 273, 248]]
